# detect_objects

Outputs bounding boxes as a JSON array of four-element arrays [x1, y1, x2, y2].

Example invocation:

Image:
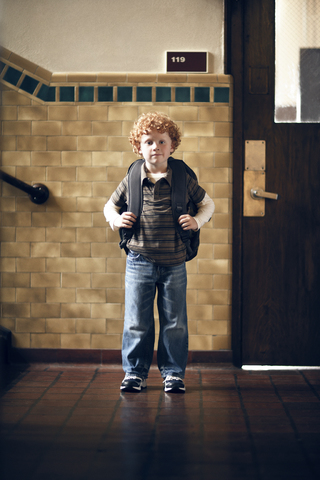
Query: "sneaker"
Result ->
[[120, 374, 147, 392], [163, 375, 185, 393]]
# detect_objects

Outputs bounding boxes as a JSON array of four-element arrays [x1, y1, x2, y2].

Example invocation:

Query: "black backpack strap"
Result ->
[[169, 158, 195, 258], [119, 159, 144, 252]]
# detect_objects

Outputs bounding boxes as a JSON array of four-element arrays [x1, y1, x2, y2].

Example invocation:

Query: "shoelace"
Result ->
[[163, 375, 182, 382]]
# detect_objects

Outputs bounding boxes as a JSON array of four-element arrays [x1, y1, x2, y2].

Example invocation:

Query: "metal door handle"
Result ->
[[250, 188, 278, 200]]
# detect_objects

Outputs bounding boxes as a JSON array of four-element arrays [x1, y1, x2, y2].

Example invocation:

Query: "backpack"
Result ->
[[119, 157, 201, 262]]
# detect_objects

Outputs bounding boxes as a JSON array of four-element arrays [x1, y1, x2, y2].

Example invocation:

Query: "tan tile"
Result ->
[[16, 318, 46, 333], [91, 334, 121, 349], [91, 303, 122, 319], [92, 273, 122, 288], [46, 288, 76, 303], [31, 151, 61, 166], [187, 274, 213, 290], [3, 120, 31, 135], [213, 244, 232, 259], [62, 151, 92, 166], [46, 258, 76, 273], [2, 272, 30, 288], [60, 243, 91, 258], [105, 319, 124, 334], [35, 66, 52, 82], [31, 212, 61, 227], [1, 152, 30, 166], [188, 305, 213, 321], [213, 275, 232, 291], [215, 122, 233, 137], [78, 106, 108, 121], [77, 198, 106, 213], [0, 258, 16, 272], [91, 243, 119, 258], [199, 137, 230, 152], [77, 167, 106, 181], [31, 333, 61, 348], [46, 318, 76, 333], [60, 121, 91, 136], [184, 122, 214, 137], [18, 106, 47, 121], [47, 136, 77, 151], [78, 136, 108, 151], [16, 287, 45, 303], [107, 258, 126, 274], [0, 106, 18, 120], [0, 136, 17, 151], [215, 152, 232, 167], [97, 73, 126, 82], [60, 333, 91, 348], [0, 288, 15, 302], [199, 167, 229, 183], [76, 288, 106, 303], [76, 318, 106, 334], [51, 73, 67, 82], [31, 273, 61, 287], [198, 259, 229, 275], [16, 227, 45, 242], [0, 227, 15, 241], [0, 197, 16, 212], [92, 151, 122, 166], [2, 91, 31, 106], [168, 106, 198, 121], [61, 303, 91, 318], [48, 106, 78, 121], [188, 74, 218, 83], [16, 258, 46, 272], [1, 242, 30, 257], [61, 182, 92, 197], [12, 333, 31, 348], [179, 137, 198, 152], [2, 303, 30, 318], [108, 106, 138, 121], [108, 136, 132, 152], [1, 212, 31, 227], [46, 228, 76, 243], [214, 183, 232, 198], [189, 335, 212, 351], [17, 136, 46, 151], [68, 73, 97, 82], [76, 227, 106, 242], [92, 121, 122, 136], [62, 213, 92, 227], [198, 289, 229, 306], [47, 167, 76, 181], [31, 242, 60, 257], [107, 167, 128, 182], [106, 289, 125, 304], [197, 243, 213, 259], [212, 335, 231, 350], [214, 214, 231, 229], [31, 303, 60, 318], [76, 258, 106, 273], [61, 273, 90, 288]]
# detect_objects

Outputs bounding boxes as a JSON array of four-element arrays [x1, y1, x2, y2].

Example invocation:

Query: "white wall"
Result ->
[[0, 0, 224, 73]]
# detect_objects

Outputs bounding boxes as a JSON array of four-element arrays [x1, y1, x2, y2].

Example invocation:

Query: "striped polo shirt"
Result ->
[[110, 162, 206, 266]]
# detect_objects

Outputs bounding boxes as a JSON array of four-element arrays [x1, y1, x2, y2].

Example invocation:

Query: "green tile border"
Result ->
[[0, 58, 231, 105]]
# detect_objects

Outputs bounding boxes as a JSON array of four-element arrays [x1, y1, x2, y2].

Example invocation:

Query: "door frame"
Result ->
[[225, 0, 253, 367]]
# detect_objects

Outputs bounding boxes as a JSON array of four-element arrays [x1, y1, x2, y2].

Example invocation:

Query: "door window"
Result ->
[[275, 0, 320, 122]]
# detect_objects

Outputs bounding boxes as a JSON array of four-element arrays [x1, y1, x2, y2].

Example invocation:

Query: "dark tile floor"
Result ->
[[1, 364, 320, 480]]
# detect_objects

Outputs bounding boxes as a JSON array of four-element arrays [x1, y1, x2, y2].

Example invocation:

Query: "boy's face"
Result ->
[[139, 130, 174, 173]]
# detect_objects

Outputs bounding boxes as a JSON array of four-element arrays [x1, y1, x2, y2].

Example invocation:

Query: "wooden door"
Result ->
[[227, 0, 320, 366]]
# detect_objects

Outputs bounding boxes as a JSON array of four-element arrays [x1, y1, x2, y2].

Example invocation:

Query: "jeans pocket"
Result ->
[[128, 251, 141, 261]]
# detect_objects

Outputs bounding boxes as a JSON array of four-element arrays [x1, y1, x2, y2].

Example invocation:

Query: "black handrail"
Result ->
[[0, 170, 49, 204]]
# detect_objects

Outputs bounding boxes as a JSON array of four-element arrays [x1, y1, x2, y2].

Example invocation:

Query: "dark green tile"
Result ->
[[3, 66, 22, 86], [20, 75, 39, 94], [137, 86, 152, 102], [60, 86, 75, 102], [37, 85, 56, 102], [98, 86, 113, 102], [156, 87, 171, 102], [214, 87, 229, 103], [194, 87, 210, 103], [175, 87, 190, 102], [118, 86, 132, 102], [79, 86, 94, 102]]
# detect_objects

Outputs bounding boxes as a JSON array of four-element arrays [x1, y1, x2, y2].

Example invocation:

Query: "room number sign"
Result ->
[[166, 52, 208, 73]]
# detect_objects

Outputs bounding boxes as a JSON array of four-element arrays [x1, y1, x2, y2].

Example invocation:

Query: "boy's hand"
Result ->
[[114, 212, 137, 229], [178, 214, 198, 231]]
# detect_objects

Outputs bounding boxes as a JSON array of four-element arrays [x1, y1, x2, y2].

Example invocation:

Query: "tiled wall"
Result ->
[[0, 48, 233, 352]]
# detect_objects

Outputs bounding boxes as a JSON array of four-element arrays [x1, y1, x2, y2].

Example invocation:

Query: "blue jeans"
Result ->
[[122, 252, 188, 379]]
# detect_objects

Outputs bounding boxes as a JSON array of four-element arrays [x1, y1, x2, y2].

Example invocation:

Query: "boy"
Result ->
[[104, 112, 215, 393]]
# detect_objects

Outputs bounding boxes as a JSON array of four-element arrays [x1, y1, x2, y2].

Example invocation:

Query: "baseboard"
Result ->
[[10, 348, 233, 365]]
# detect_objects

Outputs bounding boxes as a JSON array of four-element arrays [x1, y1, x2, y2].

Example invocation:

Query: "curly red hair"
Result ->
[[129, 112, 181, 155]]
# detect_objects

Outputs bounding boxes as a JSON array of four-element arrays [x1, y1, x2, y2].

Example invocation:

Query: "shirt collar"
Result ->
[[140, 161, 172, 186]]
